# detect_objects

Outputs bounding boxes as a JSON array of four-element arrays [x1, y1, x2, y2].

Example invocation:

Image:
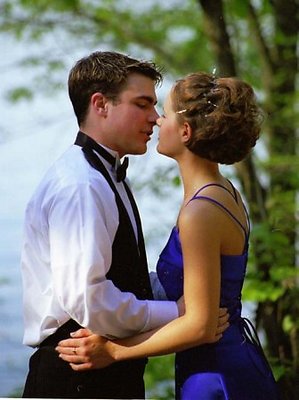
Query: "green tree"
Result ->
[[1, 0, 298, 398]]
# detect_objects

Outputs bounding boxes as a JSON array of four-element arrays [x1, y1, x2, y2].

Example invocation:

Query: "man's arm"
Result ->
[[49, 179, 178, 338]]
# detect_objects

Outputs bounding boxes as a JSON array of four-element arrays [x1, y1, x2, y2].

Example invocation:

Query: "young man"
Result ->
[[21, 51, 179, 399]]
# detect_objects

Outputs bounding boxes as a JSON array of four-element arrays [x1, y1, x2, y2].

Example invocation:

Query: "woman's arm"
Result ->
[[56, 306, 228, 371], [57, 201, 226, 369]]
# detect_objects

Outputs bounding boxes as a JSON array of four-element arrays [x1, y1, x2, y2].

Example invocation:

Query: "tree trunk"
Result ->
[[198, 0, 299, 398]]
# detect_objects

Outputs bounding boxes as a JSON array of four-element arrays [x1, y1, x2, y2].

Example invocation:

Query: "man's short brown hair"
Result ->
[[68, 51, 163, 125]]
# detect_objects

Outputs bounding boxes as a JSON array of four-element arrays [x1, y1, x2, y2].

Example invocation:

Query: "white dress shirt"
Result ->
[[21, 144, 178, 347]]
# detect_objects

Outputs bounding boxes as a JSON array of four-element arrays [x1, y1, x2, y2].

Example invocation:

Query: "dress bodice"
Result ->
[[156, 226, 247, 325], [156, 182, 251, 345], [157, 182, 249, 324]]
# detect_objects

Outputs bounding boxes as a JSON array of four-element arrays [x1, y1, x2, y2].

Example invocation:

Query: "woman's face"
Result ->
[[156, 91, 183, 158]]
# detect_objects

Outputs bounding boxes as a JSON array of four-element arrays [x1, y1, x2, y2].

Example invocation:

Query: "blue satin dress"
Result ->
[[156, 183, 279, 400]]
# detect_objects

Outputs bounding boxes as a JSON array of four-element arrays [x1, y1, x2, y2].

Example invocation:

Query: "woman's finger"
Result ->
[[70, 362, 94, 371], [56, 344, 80, 356], [58, 352, 88, 364], [57, 338, 83, 348]]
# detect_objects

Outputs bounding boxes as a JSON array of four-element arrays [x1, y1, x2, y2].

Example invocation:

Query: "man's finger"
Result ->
[[70, 362, 94, 371], [219, 313, 229, 326], [70, 328, 92, 338], [217, 321, 230, 334], [219, 307, 228, 317]]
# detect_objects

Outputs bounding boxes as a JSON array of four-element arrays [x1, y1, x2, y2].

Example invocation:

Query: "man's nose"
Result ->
[[149, 108, 160, 123]]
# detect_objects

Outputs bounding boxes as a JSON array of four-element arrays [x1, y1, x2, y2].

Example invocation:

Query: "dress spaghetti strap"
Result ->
[[188, 182, 250, 251]]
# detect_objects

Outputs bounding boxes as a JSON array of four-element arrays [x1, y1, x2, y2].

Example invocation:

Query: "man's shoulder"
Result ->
[[36, 146, 112, 197]]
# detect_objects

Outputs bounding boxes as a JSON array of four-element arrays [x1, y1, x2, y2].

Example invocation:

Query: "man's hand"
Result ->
[[56, 328, 115, 371], [214, 307, 230, 340], [177, 296, 185, 316], [204, 307, 230, 344]]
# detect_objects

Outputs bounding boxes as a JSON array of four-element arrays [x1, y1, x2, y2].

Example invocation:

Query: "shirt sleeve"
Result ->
[[48, 180, 178, 338]]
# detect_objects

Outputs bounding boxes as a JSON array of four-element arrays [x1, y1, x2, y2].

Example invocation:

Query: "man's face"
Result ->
[[105, 73, 159, 157]]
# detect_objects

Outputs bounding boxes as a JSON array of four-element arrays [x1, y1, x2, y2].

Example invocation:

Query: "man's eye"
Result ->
[[137, 103, 147, 109]]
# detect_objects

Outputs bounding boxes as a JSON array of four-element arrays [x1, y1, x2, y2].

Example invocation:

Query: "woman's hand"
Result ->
[[56, 328, 115, 371]]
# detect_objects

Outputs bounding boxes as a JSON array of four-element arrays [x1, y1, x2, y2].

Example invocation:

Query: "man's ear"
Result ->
[[181, 122, 192, 143], [91, 92, 108, 116]]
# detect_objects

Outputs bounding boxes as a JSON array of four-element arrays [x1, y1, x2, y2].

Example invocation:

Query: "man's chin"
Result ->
[[131, 146, 148, 155]]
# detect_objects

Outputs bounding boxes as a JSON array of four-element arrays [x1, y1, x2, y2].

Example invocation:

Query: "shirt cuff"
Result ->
[[141, 300, 179, 332]]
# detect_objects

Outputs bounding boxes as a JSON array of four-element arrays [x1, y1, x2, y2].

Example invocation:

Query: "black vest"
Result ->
[[77, 135, 153, 301]]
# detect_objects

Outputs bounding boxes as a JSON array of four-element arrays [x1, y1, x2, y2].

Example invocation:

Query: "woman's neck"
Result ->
[[177, 152, 223, 202]]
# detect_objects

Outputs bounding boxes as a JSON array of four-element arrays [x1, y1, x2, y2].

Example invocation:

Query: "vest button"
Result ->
[[76, 385, 84, 392]]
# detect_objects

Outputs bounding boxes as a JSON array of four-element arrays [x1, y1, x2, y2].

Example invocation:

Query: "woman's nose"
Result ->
[[156, 116, 162, 127]]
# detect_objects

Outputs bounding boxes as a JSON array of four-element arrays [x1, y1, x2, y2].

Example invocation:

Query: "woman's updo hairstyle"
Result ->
[[172, 72, 263, 164]]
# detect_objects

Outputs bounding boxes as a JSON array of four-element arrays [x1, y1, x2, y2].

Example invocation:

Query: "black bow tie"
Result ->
[[75, 131, 129, 182], [115, 157, 129, 182]]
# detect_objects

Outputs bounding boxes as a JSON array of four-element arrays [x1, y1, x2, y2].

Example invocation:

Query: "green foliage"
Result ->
[[243, 277, 286, 302], [0, 277, 10, 285], [270, 357, 290, 381], [7, 386, 24, 398], [244, 218, 298, 303], [145, 355, 175, 399], [6, 87, 33, 102], [0, 0, 214, 93], [249, 222, 293, 267], [282, 315, 298, 334]]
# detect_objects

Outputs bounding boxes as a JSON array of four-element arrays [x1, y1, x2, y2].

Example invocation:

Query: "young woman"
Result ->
[[57, 72, 279, 399]]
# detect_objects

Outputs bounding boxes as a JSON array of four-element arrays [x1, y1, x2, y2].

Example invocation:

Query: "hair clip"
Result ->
[[211, 67, 218, 89], [207, 100, 217, 108], [176, 109, 187, 114]]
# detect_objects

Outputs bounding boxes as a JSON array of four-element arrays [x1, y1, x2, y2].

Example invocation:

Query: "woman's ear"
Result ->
[[91, 92, 108, 116], [181, 121, 192, 143]]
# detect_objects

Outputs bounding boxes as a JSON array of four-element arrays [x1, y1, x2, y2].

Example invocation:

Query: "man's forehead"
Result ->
[[121, 74, 158, 103]]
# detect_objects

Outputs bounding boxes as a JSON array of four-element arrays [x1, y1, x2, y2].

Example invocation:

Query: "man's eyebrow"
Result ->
[[135, 95, 157, 105]]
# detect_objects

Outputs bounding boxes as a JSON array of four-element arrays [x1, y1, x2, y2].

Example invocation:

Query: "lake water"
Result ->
[[0, 250, 33, 397]]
